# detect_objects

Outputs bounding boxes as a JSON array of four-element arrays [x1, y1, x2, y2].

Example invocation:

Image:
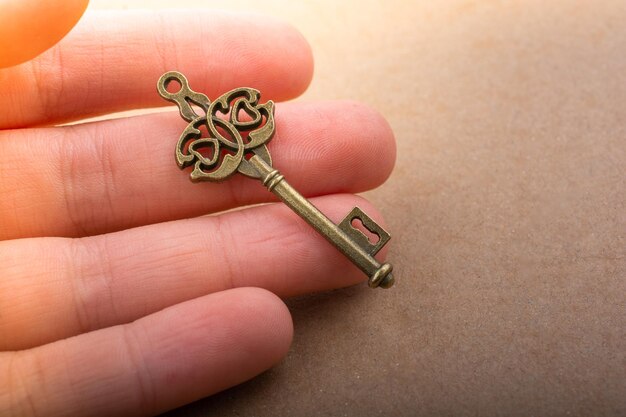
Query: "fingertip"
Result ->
[[372, 105, 397, 186], [343, 100, 397, 189], [246, 13, 314, 100], [282, 21, 315, 98], [232, 287, 294, 365], [276, 100, 395, 193]]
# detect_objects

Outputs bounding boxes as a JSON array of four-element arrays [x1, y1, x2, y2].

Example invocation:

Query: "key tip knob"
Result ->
[[369, 262, 394, 289]]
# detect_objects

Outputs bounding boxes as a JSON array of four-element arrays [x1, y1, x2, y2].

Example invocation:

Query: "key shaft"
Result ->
[[249, 155, 394, 288]]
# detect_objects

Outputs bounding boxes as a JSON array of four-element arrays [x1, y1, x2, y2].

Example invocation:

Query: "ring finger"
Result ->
[[0, 193, 387, 351]]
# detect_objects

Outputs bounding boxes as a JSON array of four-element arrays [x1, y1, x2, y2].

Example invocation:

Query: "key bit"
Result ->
[[157, 71, 394, 289]]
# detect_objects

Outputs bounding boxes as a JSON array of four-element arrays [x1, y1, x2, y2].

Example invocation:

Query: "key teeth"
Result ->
[[338, 206, 391, 256]]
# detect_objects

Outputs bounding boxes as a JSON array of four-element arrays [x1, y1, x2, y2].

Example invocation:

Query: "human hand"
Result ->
[[0, 2, 395, 416]]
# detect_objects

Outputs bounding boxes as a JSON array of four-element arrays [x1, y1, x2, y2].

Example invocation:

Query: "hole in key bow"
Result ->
[[351, 217, 380, 244], [165, 78, 183, 94]]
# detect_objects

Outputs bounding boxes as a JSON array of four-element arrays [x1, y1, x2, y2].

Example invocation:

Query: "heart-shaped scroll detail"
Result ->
[[159, 74, 276, 183]]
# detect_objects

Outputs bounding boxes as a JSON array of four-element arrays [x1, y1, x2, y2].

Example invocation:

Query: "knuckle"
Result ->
[[64, 237, 117, 334], [28, 46, 65, 123], [120, 326, 157, 414], [58, 124, 118, 236]]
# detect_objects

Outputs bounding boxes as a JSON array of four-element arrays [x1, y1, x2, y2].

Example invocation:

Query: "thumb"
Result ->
[[0, 0, 89, 68]]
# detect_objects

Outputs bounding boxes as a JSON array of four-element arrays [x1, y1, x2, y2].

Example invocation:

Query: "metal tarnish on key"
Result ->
[[157, 71, 394, 289]]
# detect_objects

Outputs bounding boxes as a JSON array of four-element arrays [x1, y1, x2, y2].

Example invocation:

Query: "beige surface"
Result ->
[[91, 0, 625, 415]]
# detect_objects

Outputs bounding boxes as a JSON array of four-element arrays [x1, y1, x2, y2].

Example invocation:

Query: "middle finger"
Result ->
[[0, 101, 395, 240]]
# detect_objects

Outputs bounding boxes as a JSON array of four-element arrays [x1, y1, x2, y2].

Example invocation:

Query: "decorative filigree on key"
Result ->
[[158, 71, 395, 289], [157, 71, 275, 182]]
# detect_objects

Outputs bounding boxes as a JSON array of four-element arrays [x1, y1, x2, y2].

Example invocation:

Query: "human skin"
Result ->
[[0, 2, 396, 416]]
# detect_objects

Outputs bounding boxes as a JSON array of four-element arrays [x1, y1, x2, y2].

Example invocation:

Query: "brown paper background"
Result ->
[[91, 0, 625, 415]]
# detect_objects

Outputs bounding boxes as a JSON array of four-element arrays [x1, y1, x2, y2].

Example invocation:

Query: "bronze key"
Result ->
[[157, 71, 394, 288]]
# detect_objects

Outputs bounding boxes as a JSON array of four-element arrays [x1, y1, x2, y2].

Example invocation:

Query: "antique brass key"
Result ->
[[157, 71, 394, 288]]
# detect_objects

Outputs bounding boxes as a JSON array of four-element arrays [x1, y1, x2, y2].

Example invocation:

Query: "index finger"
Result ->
[[0, 10, 314, 129]]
